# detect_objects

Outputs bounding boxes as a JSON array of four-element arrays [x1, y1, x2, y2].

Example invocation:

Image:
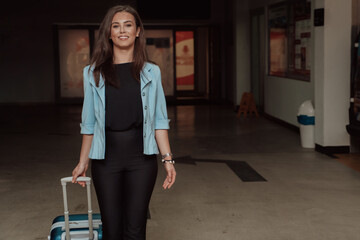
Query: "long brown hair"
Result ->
[[90, 5, 147, 87]]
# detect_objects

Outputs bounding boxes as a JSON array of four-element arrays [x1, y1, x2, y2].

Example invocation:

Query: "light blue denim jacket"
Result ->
[[80, 62, 170, 160]]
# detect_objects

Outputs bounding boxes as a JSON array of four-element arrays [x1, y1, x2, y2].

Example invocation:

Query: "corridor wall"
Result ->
[[244, 0, 351, 149], [248, 0, 314, 126]]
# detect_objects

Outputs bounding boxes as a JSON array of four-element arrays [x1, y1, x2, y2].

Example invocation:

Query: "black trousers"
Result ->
[[91, 127, 158, 240]]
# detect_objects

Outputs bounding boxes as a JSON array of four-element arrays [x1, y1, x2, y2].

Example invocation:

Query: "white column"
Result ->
[[314, 0, 351, 146]]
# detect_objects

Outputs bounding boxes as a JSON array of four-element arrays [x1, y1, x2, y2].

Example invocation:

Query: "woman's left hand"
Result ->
[[163, 163, 176, 189]]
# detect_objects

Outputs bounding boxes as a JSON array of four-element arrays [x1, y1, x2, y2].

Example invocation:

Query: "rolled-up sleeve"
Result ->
[[80, 66, 95, 134], [154, 66, 170, 130]]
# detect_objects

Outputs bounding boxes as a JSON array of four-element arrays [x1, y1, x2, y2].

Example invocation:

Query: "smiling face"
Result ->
[[110, 11, 140, 52]]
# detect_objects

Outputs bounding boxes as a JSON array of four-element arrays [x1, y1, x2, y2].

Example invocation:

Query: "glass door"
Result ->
[[145, 29, 174, 97], [58, 29, 90, 98], [144, 26, 209, 102], [54, 25, 98, 102]]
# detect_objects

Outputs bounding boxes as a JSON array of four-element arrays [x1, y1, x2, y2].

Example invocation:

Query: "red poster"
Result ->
[[176, 31, 194, 90]]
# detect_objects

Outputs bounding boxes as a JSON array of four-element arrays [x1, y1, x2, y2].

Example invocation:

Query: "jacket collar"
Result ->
[[87, 63, 153, 107], [98, 74, 105, 88], [87, 65, 103, 89], [87, 65, 105, 106], [140, 62, 153, 90], [88, 62, 153, 90]]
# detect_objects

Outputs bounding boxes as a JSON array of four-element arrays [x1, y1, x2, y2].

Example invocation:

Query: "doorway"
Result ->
[[145, 27, 209, 101], [250, 8, 265, 112]]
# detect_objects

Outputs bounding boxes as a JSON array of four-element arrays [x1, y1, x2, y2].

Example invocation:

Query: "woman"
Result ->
[[71, 5, 176, 240]]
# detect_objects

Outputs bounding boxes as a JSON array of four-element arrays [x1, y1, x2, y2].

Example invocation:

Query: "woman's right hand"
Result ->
[[72, 162, 88, 187]]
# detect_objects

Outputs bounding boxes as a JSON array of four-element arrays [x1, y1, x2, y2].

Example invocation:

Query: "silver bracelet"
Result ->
[[162, 159, 175, 164], [161, 153, 173, 160], [161, 153, 175, 164]]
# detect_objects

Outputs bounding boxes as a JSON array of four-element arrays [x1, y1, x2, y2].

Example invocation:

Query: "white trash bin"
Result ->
[[297, 100, 315, 148]]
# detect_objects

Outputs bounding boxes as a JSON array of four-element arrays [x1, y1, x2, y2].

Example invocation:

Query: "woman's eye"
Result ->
[[113, 25, 119, 28], [126, 24, 132, 27]]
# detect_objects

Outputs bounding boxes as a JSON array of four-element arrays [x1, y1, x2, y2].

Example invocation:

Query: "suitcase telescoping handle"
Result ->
[[61, 177, 94, 240]]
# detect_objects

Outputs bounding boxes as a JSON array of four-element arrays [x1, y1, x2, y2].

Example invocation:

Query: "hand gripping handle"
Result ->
[[60, 177, 94, 240], [61, 176, 91, 184]]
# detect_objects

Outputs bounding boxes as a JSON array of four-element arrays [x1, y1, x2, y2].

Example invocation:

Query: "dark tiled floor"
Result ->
[[1, 105, 360, 240]]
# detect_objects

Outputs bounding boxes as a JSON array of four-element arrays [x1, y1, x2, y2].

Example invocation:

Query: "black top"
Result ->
[[105, 62, 143, 131]]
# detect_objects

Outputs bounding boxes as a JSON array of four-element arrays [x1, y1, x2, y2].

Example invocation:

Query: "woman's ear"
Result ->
[[136, 27, 140, 37]]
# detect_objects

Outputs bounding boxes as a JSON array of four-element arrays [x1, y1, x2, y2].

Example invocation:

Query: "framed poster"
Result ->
[[269, 3, 288, 77], [268, 0, 311, 81], [175, 31, 195, 91], [58, 29, 90, 98]]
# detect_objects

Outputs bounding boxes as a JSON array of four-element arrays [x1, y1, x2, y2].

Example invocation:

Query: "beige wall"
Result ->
[[314, 0, 351, 146], [243, 0, 352, 147]]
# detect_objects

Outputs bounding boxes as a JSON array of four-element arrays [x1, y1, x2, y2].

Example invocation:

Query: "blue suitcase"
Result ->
[[48, 177, 103, 240]]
